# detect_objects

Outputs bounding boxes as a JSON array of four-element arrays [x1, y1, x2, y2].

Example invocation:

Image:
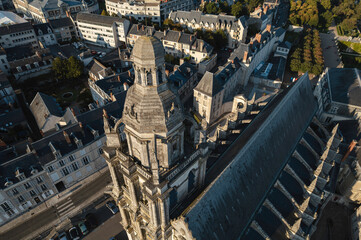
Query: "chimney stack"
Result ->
[[117, 75, 121, 82], [63, 131, 71, 146], [243, 51, 248, 62], [263, 6, 269, 14], [137, 24, 140, 31], [103, 109, 108, 118], [123, 82, 129, 91], [200, 40, 204, 51], [266, 24, 272, 33], [142, 25, 144, 31], [341, 140, 357, 162], [164, 29, 167, 36], [128, 70, 131, 77], [165, 69, 170, 77], [255, 33, 262, 43]]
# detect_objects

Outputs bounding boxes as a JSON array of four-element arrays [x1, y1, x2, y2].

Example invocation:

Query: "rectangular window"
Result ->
[[48, 166, 54, 172], [29, 190, 36, 196], [69, 155, 75, 161], [12, 188, 19, 195], [59, 160, 65, 167], [98, 148, 103, 155], [61, 167, 70, 176], [1, 202, 14, 216], [71, 162, 79, 171], [36, 176, 43, 184], [41, 184, 47, 191], [82, 156, 89, 165], [18, 195, 25, 203], [24, 182, 31, 189]]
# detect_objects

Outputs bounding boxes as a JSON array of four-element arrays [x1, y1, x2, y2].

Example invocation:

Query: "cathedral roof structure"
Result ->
[[175, 73, 321, 239], [132, 36, 165, 63]]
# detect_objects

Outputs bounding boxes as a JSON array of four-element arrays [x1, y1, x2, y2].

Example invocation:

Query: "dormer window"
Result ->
[[5, 178, 13, 187], [15, 168, 25, 181], [36, 176, 43, 183], [30, 166, 38, 175], [24, 182, 31, 189]]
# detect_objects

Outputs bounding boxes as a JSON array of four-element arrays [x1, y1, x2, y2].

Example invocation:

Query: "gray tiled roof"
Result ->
[[76, 13, 126, 27], [49, 17, 74, 29], [328, 68, 361, 107], [33, 23, 53, 36], [0, 22, 33, 36], [195, 71, 223, 96]]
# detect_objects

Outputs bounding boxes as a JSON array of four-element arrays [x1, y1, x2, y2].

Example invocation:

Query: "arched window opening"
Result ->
[[146, 72, 152, 86]]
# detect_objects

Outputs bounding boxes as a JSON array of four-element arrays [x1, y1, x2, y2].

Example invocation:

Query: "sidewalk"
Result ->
[[0, 168, 111, 240]]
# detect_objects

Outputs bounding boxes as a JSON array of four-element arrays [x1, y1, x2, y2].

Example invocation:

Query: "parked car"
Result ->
[[69, 227, 80, 240], [85, 213, 98, 228], [78, 221, 89, 235], [58, 232, 68, 240], [106, 201, 119, 214]]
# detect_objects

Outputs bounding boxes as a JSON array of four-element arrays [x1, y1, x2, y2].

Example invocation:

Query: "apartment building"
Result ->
[[229, 25, 286, 86], [193, 59, 243, 124], [49, 17, 77, 43], [169, 10, 248, 48], [33, 23, 57, 47], [13, 0, 99, 23], [76, 13, 130, 48], [106, 0, 195, 24], [0, 152, 58, 224], [127, 24, 213, 63], [0, 22, 39, 49]]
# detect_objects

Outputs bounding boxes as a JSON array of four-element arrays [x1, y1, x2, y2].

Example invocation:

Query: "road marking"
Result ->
[[56, 198, 76, 216]]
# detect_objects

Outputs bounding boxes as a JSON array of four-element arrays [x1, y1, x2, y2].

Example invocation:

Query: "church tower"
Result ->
[[103, 36, 208, 240]]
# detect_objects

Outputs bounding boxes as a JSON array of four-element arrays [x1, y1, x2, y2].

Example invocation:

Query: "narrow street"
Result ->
[[0, 171, 111, 240], [84, 213, 127, 240]]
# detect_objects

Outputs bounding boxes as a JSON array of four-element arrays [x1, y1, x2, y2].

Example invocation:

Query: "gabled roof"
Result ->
[[194, 71, 223, 96], [33, 23, 53, 36], [0, 22, 33, 36], [49, 17, 74, 29]]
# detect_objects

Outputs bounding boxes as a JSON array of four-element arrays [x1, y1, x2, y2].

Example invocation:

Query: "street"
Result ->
[[0, 171, 111, 240], [320, 32, 343, 68]]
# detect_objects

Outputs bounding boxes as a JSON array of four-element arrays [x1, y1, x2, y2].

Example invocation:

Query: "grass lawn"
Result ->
[[339, 41, 361, 54]]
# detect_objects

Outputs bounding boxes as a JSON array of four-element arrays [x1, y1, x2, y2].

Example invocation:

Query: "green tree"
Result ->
[[231, 2, 244, 18], [320, 0, 331, 10], [66, 56, 84, 80], [52, 57, 67, 80], [290, 58, 301, 72], [204, 2, 219, 14], [101, 10, 109, 16], [340, 17, 357, 32]]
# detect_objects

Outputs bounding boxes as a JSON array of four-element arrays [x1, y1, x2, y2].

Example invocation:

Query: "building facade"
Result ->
[[76, 13, 130, 48], [105, 0, 195, 24], [0, 22, 39, 49], [104, 36, 208, 240], [169, 10, 248, 48], [33, 23, 57, 47], [13, 0, 99, 23]]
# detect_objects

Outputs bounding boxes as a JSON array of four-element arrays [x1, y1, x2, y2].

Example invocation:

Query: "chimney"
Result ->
[[79, 122, 85, 135], [66, 11, 70, 17], [263, 6, 269, 14], [341, 140, 357, 162], [123, 82, 129, 91], [174, 65, 178, 72], [255, 33, 262, 43], [266, 24, 272, 33], [96, 100, 99, 106], [189, 35, 192, 41], [231, 60, 234, 64], [35, 51, 42, 59], [165, 69, 170, 77], [250, 41, 253, 48], [142, 25, 144, 31], [137, 24, 140, 31], [243, 51, 248, 62], [128, 70, 131, 77], [103, 109, 108, 118], [179, 58, 184, 65], [117, 75, 121, 82], [164, 29, 167, 36], [63, 131, 71, 146], [71, 108, 76, 116], [200, 40, 204, 51]]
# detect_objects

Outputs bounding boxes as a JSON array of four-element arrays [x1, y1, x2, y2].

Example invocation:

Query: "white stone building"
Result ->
[[13, 0, 99, 23], [105, 0, 195, 24], [33, 23, 57, 47], [76, 13, 130, 48], [0, 22, 39, 49], [127, 24, 213, 64], [169, 10, 248, 49]]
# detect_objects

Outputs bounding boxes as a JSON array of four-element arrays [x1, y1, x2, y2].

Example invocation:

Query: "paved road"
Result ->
[[84, 213, 128, 240], [0, 171, 111, 240], [320, 32, 343, 68]]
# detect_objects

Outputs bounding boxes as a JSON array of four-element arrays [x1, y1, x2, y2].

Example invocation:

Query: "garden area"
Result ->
[[289, 0, 361, 36], [18, 56, 93, 112], [289, 28, 325, 75], [338, 41, 361, 68]]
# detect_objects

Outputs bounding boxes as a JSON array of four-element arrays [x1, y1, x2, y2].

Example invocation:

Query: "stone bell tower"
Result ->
[[103, 36, 208, 240]]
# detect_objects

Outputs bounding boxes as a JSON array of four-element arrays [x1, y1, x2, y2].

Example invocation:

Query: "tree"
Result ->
[[290, 58, 301, 72], [52, 57, 67, 80], [340, 17, 357, 32], [66, 56, 84, 80], [111, 13, 118, 17], [204, 2, 219, 14], [320, 0, 331, 10], [231, 2, 244, 18], [101, 10, 109, 16]]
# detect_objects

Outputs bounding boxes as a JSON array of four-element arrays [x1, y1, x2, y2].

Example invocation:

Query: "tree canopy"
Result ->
[[52, 57, 84, 81]]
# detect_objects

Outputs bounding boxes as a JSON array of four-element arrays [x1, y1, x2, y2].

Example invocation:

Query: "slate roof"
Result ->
[[76, 13, 126, 27], [49, 17, 74, 29], [30, 92, 63, 131], [252, 56, 286, 81], [0, 22, 33, 36], [0, 153, 43, 189], [127, 24, 155, 36], [33, 23, 53, 36], [169, 62, 197, 89], [180, 73, 318, 239], [194, 71, 223, 96], [93, 73, 132, 96], [327, 68, 361, 107]]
